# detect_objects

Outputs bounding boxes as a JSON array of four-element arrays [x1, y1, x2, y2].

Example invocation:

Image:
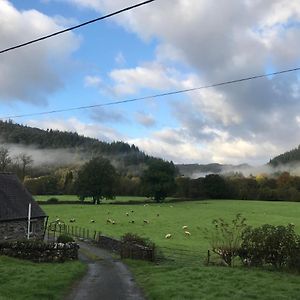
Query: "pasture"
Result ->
[[42, 200, 300, 300], [43, 200, 300, 252]]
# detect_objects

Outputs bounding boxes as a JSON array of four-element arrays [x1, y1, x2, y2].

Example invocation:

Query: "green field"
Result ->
[[43, 200, 300, 300], [0, 256, 86, 300]]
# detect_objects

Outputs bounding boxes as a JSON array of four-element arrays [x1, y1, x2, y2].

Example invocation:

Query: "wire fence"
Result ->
[[45, 221, 215, 265], [46, 222, 101, 243]]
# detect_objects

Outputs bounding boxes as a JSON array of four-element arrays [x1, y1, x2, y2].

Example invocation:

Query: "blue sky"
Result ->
[[1, 0, 300, 165]]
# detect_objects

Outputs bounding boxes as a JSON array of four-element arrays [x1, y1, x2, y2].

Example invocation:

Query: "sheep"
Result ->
[[184, 231, 191, 236], [90, 219, 95, 223], [106, 218, 112, 224], [182, 225, 188, 230], [157, 213, 160, 217], [165, 233, 172, 239], [126, 212, 129, 217], [144, 204, 148, 207], [131, 210, 134, 213], [143, 219, 149, 224], [69, 218, 76, 223], [112, 220, 116, 225], [55, 218, 60, 222]]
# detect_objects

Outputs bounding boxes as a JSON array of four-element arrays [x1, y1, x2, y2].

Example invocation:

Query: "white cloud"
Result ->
[[115, 51, 126, 65], [0, 0, 79, 104], [27, 1, 300, 164], [109, 62, 181, 96], [84, 75, 102, 88], [27, 117, 125, 142], [135, 111, 156, 127]]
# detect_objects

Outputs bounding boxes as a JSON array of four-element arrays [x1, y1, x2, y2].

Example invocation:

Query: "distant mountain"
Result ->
[[0, 120, 161, 176], [176, 163, 252, 178], [269, 145, 300, 167]]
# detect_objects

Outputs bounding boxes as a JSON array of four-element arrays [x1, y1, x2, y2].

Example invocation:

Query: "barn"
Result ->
[[0, 173, 47, 241]]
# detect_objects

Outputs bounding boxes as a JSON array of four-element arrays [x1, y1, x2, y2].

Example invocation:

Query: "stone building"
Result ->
[[0, 173, 47, 241]]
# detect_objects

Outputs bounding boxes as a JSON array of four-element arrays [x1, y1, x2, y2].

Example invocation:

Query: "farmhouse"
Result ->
[[0, 173, 47, 241]]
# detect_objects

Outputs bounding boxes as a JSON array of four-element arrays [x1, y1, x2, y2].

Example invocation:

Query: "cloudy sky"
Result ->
[[1, 0, 300, 165]]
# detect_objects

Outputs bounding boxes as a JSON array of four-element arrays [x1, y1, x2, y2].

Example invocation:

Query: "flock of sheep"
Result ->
[[65, 204, 192, 239]]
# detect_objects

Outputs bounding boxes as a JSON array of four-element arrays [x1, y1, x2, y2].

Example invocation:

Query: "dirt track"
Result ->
[[65, 241, 145, 300]]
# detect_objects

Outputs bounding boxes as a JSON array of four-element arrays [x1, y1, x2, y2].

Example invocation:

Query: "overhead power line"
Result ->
[[2, 66, 300, 120], [0, 0, 156, 54]]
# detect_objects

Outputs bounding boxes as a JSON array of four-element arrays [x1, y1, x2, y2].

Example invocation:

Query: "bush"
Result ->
[[121, 233, 154, 249], [204, 214, 247, 266], [57, 234, 74, 243], [239, 224, 299, 269], [46, 197, 59, 204]]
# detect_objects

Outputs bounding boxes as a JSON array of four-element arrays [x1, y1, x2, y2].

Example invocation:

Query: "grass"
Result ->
[[127, 260, 300, 300], [42, 199, 300, 300], [43, 200, 300, 252], [0, 255, 86, 300]]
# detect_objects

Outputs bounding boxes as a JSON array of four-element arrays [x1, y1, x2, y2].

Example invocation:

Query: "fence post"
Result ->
[[207, 250, 210, 265], [87, 229, 89, 240], [93, 231, 96, 241]]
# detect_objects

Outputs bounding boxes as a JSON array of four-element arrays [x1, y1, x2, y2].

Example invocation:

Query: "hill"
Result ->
[[0, 120, 160, 175], [269, 145, 300, 166]]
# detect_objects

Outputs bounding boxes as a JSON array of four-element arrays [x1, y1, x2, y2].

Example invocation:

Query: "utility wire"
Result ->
[[1, 66, 300, 120], [0, 0, 156, 54]]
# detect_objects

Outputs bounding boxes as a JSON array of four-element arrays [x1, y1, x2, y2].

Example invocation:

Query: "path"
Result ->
[[65, 241, 145, 300]]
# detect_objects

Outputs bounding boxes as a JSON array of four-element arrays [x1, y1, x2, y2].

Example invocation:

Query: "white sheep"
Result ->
[[130, 220, 135, 224], [126, 212, 129, 216], [106, 218, 112, 224], [90, 219, 95, 223], [112, 220, 116, 225], [69, 218, 76, 223], [184, 231, 191, 236], [143, 219, 149, 224], [182, 225, 188, 230], [165, 233, 172, 239]]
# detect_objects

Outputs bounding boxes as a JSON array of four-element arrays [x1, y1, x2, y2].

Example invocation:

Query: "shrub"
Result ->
[[204, 214, 247, 266], [46, 197, 59, 204], [239, 224, 299, 269], [57, 234, 74, 243], [121, 233, 154, 249]]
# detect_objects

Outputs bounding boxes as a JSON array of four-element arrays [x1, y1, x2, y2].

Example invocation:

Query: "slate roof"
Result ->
[[0, 173, 47, 221]]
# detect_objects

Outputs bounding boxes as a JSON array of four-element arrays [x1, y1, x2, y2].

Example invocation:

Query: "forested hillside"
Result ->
[[0, 120, 156, 168], [269, 145, 300, 166]]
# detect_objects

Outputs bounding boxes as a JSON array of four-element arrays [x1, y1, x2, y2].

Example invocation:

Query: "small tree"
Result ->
[[141, 160, 177, 202], [204, 214, 247, 266], [75, 157, 119, 204], [0, 147, 12, 172]]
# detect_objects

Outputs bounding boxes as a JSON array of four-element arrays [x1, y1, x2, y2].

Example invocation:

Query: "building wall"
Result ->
[[0, 218, 45, 242]]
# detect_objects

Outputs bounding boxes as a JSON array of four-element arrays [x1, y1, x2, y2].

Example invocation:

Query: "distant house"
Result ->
[[0, 173, 48, 241]]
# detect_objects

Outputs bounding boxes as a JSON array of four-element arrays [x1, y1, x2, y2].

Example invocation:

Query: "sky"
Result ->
[[1, 0, 300, 165]]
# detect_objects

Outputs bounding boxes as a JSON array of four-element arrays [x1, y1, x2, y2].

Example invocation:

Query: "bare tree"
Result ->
[[15, 153, 33, 180], [0, 147, 12, 172]]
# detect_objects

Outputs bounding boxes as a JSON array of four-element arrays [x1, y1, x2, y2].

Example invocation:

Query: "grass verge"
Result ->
[[0, 256, 86, 300]]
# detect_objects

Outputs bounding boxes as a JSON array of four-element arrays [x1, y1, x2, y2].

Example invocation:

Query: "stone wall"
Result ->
[[0, 240, 79, 262], [0, 218, 45, 242]]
